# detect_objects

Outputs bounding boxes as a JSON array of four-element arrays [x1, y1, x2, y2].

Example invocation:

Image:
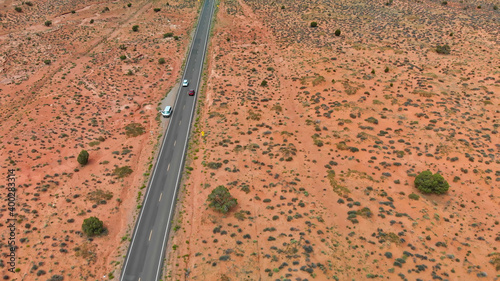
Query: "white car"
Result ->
[[182, 79, 188, 87], [161, 106, 172, 117]]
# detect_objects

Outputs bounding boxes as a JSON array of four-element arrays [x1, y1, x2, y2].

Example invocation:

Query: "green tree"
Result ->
[[82, 216, 105, 236], [207, 186, 237, 214], [414, 170, 449, 194], [77, 150, 89, 165], [132, 25, 139, 32], [44, 20, 52, 27], [158, 58, 166, 64], [335, 29, 341, 36], [310, 21, 318, 27]]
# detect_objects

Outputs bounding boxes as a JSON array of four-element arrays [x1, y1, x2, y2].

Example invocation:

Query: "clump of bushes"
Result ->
[[414, 170, 449, 194], [207, 186, 237, 214]]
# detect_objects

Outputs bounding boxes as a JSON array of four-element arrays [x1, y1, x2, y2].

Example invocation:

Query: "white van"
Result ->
[[161, 106, 172, 117]]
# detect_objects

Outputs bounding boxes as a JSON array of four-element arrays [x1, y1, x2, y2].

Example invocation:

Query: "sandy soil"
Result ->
[[0, 0, 198, 279], [167, 0, 499, 280]]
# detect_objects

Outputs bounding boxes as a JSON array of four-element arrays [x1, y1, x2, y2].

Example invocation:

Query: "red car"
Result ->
[[188, 89, 195, 96]]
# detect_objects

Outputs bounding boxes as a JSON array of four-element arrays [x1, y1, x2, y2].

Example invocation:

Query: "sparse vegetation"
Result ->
[[124, 123, 145, 137], [113, 166, 133, 178], [436, 44, 451, 54]]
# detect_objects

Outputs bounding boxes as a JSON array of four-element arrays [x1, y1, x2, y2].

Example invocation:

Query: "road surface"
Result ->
[[120, 0, 214, 280]]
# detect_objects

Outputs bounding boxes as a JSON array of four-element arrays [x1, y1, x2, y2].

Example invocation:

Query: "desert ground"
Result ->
[[0, 0, 199, 279], [166, 0, 499, 281]]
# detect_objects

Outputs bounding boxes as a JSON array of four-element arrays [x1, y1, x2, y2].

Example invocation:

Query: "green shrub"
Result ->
[[82, 216, 105, 236], [154, 8, 161, 12], [414, 170, 449, 194], [25, 1, 33, 6], [335, 29, 341, 36], [207, 186, 237, 214], [120, 55, 126, 60], [436, 44, 451, 54], [77, 150, 89, 165], [127, 3, 132, 7], [44, 20, 52, 27], [90, 19, 94, 24], [310, 21, 318, 27], [158, 58, 166, 64], [44, 59, 51, 65], [261, 80, 268, 87], [15, 7, 22, 12], [132, 25, 139, 32], [163, 32, 174, 38]]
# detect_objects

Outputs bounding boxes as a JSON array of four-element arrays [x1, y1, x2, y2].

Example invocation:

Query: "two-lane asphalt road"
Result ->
[[120, 0, 214, 280]]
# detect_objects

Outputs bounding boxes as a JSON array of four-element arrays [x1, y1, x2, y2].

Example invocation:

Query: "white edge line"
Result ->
[[119, 0, 201, 276], [154, 0, 214, 280]]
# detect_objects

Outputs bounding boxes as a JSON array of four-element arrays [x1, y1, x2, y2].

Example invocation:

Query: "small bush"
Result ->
[[127, 3, 132, 7], [44, 20, 52, 27], [90, 19, 94, 24], [441, 1, 448, 5], [25, 1, 33, 6], [408, 193, 420, 200], [158, 58, 166, 64], [15, 7, 22, 12], [132, 25, 139, 32], [77, 150, 89, 165], [335, 29, 341, 36], [154, 8, 161, 12], [43, 59, 51, 65], [310, 21, 318, 27], [120, 55, 126, 60], [174, 35, 179, 40], [261, 80, 268, 87], [436, 44, 451, 54], [384, 67, 389, 73], [82, 216, 105, 236], [207, 186, 237, 214], [414, 170, 450, 194], [163, 32, 174, 38]]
